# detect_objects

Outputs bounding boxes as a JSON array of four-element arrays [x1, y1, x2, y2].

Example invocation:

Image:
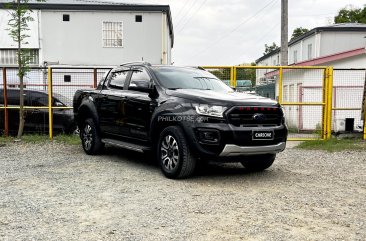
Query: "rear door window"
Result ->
[[109, 70, 129, 89]]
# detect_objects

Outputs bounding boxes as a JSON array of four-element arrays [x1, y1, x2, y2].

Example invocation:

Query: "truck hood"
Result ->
[[165, 89, 279, 106]]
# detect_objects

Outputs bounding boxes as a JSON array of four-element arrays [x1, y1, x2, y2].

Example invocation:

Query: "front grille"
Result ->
[[226, 106, 283, 127]]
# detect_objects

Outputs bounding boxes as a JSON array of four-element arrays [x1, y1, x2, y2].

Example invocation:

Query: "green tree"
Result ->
[[263, 42, 279, 55], [291, 27, 309, 40], [5, 0, 45, 139], [334, 5, 366, 23], [236, 63, 257, 87]]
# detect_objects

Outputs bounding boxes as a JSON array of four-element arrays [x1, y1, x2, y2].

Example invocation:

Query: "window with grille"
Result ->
[[0, 49, 39, 65], [102, 21, 123, 47]]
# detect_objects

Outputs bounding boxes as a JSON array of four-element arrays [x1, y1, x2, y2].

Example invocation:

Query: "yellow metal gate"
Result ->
[[203, 66, 334, 141]]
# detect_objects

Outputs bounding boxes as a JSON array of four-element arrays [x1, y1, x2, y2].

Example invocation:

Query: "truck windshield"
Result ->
[[152, 66, 234, 92]]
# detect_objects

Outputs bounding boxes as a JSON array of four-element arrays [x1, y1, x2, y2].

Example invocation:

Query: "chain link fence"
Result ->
[[1, 66, 365, 140], [0, 67, 111, 136], [332, 69, 365, 134]]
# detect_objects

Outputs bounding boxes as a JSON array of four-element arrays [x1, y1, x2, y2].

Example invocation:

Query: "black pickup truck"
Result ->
[[73, 62, 287, 179]]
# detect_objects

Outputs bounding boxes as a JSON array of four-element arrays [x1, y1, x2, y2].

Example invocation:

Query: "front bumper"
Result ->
[[219, 142, 286, 157], [180, 117, 288, 158]]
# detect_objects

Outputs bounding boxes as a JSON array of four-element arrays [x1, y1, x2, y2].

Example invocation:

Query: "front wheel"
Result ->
[[240, 154, 276, 172], [80, 118, 104, 155], [157, 126, 196, 179]]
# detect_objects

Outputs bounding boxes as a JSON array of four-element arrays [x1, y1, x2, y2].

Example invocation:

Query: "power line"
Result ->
[[176, 0, 208, 34], [257, 22, 281, 44], [174, 0, 194, 23], [188, 0, 279, 59], [175, 0, 200, 28]]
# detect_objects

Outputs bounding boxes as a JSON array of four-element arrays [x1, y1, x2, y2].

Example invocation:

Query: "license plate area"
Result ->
[[252, 130, 274, 140]]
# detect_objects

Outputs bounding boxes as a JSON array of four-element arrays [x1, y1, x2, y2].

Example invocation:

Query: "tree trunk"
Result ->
[[16, 0, 25, 139]]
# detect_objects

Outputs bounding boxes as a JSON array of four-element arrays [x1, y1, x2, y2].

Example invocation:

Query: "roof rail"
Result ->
[[120, 61, 152, 67]]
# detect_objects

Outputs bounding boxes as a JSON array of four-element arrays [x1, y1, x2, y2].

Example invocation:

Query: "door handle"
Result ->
[[32, 109, 40, 113]]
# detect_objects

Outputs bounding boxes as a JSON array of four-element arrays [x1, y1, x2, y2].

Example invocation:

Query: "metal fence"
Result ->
[[1, 66, 366, 140], [332, 69, 365, 134], [0, 67, 111, 137], [205, 66, 334, 141]]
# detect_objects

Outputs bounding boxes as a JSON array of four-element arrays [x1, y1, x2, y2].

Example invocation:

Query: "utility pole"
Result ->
[[280, 0, 288, 66]]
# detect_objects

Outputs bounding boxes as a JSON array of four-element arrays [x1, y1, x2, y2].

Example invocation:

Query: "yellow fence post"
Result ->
[[229, 66, 233, 87], [327, 67, 333, 140], [233, 66, 237, 88], [278, 67, 283, 104], [322, 68, 328, 140], [48, 67, 53, 140]]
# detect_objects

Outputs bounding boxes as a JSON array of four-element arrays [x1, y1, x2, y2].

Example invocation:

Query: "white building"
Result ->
[[256, 23, 366, 131], [0, 0, 174, 66]]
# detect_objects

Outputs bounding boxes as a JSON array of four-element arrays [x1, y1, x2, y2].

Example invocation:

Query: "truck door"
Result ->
[[96, 68, 130, 137], [124, 67, 156, 141]]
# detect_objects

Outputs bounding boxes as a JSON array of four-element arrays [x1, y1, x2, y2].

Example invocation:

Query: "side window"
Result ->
[[97, 69, 111, 89], [30, 92, 48, 106], [109, 71, 129, 89], [128, 68, 151, 91], [7, 90, 20, 106]]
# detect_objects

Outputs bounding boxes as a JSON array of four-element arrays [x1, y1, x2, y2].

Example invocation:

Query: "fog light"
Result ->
[[197, 129, 220, 144]]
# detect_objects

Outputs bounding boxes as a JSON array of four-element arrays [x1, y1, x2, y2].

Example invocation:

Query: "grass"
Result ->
[[0, 134, 80, 145], [297, 138, 366, 152]]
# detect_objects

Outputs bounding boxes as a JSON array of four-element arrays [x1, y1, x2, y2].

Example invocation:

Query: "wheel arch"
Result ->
[[76, 99, 99, 129]]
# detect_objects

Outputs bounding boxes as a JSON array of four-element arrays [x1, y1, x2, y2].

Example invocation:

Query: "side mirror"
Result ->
[[130, 80, 154, 93]]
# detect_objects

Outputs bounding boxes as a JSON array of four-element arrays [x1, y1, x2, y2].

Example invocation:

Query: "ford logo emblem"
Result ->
[[252, 113, 266, 122]]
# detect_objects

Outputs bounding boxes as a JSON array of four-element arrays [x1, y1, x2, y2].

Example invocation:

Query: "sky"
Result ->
[[119, 0, 363, 66], [52, 0, 366, 65]]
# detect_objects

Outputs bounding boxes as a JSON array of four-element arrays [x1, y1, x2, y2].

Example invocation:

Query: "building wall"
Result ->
[[0, 9, 40, 49], [301, 35, 316, 62], [40, 10, 167, 66], [288, 40, 302, 65], [330, 54, 366, 69], [320, 31, 366, 57]]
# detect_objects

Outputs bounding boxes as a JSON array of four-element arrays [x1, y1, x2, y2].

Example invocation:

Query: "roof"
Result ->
[[256, 23, 366, 63], [263, 47, 366, 78], [291, 47, 366, 67], [0, 0, 174, 47]]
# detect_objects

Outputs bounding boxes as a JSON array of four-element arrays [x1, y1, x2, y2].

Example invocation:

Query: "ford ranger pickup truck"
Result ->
[[73, 62, 288, 179]]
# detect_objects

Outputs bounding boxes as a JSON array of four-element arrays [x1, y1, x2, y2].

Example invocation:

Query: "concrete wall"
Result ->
[[0, 9, 40, 49], [40, 10, 169, 66], [320, 31, 366, 57]]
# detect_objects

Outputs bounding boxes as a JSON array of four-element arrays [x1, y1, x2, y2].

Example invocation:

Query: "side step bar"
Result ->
[[102, 139, 152, 153]]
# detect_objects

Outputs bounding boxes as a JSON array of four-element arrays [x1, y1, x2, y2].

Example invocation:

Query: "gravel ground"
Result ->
[[0, 142, 365, 241]]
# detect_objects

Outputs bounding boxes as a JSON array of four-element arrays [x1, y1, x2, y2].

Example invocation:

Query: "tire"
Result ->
[[240, 154, 276, 172], [157, 126, 196, 179], [80, 118, 104, 155], [64, 124, 79, 135]]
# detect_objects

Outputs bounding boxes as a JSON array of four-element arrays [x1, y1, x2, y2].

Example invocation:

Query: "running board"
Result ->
[[102, 139, 151, 153]]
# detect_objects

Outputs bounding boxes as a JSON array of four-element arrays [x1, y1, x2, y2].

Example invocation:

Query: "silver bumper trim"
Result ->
[[219, 142, 286, 157]]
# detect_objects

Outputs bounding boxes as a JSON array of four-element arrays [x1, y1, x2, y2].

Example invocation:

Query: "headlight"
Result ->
[[280, 106, 286, 118], [194, 104, 227, 118]]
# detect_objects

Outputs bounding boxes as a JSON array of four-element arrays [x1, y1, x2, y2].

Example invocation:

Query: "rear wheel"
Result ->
[[240, 154, 276, 172], [157, 126, 196, 179], [80, 118, 104, 155]]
